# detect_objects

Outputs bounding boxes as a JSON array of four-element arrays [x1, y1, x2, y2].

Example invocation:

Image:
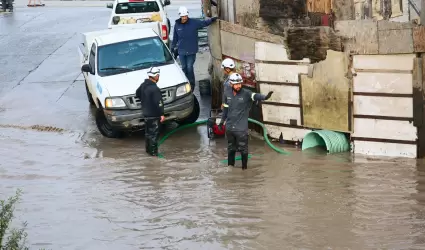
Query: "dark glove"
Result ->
[[265, 91, 273, 100], [172, 47, 178, 58], [211, 17, 218, 22]]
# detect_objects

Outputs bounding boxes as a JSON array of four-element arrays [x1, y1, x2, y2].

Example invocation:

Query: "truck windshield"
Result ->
[[115, 2, 160, 14], [97, 37, 174, 76]]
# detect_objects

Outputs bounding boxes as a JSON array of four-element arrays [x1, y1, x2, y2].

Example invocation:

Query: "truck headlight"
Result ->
[[176, 83, 191, 97], [105, 97, 126, 109]]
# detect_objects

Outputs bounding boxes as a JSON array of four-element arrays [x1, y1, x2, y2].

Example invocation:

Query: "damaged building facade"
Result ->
[[203, 0, 425, 158]]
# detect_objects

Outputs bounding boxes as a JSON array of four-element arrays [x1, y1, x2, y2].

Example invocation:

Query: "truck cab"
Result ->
[[107, 0, 171, 47], [77, 28, 200, 138]]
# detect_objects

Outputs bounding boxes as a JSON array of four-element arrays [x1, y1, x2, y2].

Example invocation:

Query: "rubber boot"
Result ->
[[145, 140, 150, 154], [228, 151, 236, 167], [150, 141, 158, 156], [241, 153, 248, 170]]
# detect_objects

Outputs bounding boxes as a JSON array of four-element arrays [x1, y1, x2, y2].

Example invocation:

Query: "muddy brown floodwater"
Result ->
[[1, 5, 425, 250], [2, 125, 425, 250]]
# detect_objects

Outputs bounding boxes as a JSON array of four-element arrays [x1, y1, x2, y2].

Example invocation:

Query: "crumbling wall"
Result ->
[[286, 26, 343, 63]]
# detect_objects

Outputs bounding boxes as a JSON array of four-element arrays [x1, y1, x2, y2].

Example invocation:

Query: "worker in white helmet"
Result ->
[[135, 66, 165, 156], [220, 57, 236, 108], [219, 73, 273, 170], [171, 6, 218, 92]]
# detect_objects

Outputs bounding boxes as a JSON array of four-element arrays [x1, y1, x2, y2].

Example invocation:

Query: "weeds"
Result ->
[[0, 189, 29, 250]]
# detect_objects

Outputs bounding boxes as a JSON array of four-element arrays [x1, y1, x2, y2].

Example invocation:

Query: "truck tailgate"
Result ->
[[109, 22, 162, 37]]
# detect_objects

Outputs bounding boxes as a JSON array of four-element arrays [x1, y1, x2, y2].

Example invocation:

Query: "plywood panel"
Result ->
[[262, 104, 302, 125], [353, 72, 413, 94], [353, 140, 417, 158], [255, 42, 310, 63], [352, 118, 417, 141], [266, 124, 312, 141], [258, 83, 300, 105], [353, 54, 415, 71], [300, 50, 350, 132], [256, 63, 309, 83], [353, 96, 413, 117], [220, 31, 256, 63]]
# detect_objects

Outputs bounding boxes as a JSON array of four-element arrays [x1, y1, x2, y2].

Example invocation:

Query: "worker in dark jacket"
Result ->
[[135, 67, 165, 156], [219, 73, 273, 170], [171, 6, 218, 92]]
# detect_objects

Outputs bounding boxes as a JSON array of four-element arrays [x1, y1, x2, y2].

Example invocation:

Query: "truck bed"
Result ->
[[78, 22, 162, 61]]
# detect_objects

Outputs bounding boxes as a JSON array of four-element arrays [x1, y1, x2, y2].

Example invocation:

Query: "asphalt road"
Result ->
[[0, 1, 208, 132], [2, 2, 425, 250]]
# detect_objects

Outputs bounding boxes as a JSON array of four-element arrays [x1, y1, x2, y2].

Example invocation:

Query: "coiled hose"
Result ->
[[157, 118, 291, 160]]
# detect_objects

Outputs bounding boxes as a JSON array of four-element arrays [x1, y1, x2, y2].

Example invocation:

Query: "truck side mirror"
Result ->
[[106, 3, 113, 8], [164, 0, 170, 6], [81, 64, 92, 74]]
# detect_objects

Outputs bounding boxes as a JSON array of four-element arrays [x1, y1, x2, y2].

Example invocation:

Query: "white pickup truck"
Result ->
[[107, 0, 171, 47], [77, 26, 200, 138]]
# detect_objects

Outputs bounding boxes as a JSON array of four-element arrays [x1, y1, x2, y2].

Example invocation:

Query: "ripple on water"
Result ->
[[2, 127, 425, 249]]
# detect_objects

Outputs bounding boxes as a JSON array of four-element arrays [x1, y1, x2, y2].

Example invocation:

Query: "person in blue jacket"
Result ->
[[171, 6, 218, 92]]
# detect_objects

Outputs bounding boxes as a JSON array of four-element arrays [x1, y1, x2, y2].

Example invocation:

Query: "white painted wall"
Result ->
[[255, 42, 311, 142], [352, 54, 417, 158]]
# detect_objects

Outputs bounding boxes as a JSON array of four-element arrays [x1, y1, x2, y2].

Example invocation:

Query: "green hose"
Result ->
[[157, 118, 290, 160]]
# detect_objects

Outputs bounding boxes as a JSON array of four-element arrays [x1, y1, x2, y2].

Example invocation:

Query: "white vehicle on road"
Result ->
[[77, 27, 200, 138], [107, 0, 171, 47]]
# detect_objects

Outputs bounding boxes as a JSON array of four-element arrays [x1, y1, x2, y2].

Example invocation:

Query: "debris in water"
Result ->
[[0, 124, 66, 133]]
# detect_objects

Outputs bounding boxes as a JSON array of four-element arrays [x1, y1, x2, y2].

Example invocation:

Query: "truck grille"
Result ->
[[127, 89, 173, 108]]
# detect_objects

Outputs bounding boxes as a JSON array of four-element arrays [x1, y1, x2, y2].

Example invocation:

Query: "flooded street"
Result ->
[[2, 3, 425, 250]]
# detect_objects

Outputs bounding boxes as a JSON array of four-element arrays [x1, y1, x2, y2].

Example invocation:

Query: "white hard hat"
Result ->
[[178, 6, 189, 16], [147, 66, 160, 78], [229, 73, 243, 84], [221, 58, 235, 69]]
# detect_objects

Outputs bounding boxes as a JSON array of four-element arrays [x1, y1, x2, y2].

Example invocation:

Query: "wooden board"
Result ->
[[300, 50, 351, 132], [262, 104, 302, 125], [258, 83, 300, 105], [353, 96, 413, 117], [353, 54, 415, 71], [413, 26, 425, 52], [353, 72, 413, 94], [255, 42, 310, 63], [256, 63, 309, 83], [352, 118, 417, 141], [353, 141, 417, 158]]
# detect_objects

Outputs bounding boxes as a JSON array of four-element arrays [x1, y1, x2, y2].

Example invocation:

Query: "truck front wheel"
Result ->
[[176, 96, 200, 125], [95, 108, 124, 138]]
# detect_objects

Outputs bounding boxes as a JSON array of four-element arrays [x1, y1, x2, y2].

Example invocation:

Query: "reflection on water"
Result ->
[[1, 126, 425, 249]]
